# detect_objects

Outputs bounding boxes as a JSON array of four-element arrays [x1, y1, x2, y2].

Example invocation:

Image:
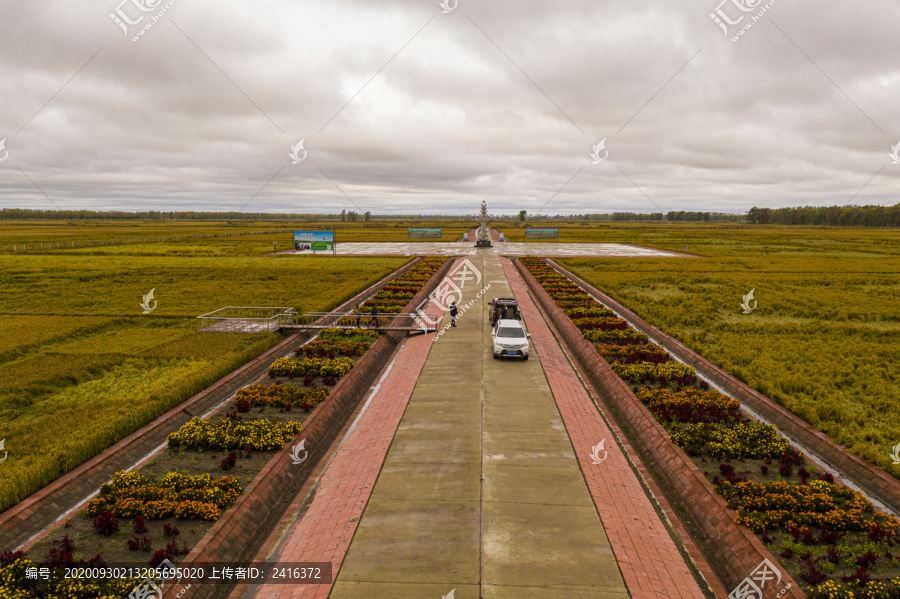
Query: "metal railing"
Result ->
[[287, 310, 443, 331], [196, 306, 296, 333], [197, 306, 444, 333]]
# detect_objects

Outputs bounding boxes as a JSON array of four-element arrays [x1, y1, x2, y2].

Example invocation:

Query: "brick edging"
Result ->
[[1, 257, 424, 552], [548, 259, 900, 517], [513, 258, 806, 597], [163, 257, 455, 599]]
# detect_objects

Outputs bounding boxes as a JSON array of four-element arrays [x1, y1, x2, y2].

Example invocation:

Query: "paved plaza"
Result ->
[[290, 241, 685, 258]]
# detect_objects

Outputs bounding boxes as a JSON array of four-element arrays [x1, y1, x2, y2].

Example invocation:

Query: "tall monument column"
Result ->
[[475, 201, 492, 248]]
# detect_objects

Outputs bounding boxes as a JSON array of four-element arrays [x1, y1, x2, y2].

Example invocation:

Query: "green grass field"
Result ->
[[0, 229, 407, 513], [556, 225, 900, 478]]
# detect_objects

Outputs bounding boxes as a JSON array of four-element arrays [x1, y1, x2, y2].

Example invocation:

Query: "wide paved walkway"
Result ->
[[325, 242, 685, 257], [252, 255, 704, 598]]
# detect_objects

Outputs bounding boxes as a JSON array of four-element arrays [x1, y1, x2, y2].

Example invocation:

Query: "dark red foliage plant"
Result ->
[[220, 452, 237, 471], [149, 550, 171, 568], [163, 524, 180, 537], [0, 551, 25, 567], [132, 516, 148, 534], [92, 511, 119, 536], [799, 557, 827, 585], [45, 535, 76, 568]]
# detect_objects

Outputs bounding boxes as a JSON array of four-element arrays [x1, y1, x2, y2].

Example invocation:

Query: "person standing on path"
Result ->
[[352, 304, 362, 328], [449, 301, 458, 327], [370, 303, 379, 328]]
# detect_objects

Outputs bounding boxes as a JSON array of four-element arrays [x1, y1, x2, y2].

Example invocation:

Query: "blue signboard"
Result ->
[[525, 228, 559, 239], [408, 228, 442, 239], [293, 231, 335, 253]]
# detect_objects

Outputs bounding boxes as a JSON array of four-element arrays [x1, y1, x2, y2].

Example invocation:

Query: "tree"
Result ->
[[341, 209, 346, 222], [364, 211, 371, 221], [519, 210, 527, 221]]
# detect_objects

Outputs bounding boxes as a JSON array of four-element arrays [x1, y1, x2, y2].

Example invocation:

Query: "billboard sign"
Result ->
[[525, 228, 559, 239], [408, 228, 441, 239], [294, 231, 335, 254]]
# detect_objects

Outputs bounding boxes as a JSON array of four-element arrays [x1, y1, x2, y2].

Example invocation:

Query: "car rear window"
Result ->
[[497, 327, 525, 338]]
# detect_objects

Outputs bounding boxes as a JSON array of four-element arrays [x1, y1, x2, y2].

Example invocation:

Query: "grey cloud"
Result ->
[[0, 0, 897, 214]]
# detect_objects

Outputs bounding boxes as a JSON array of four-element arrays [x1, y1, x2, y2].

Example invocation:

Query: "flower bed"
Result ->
[[86, 471, 242, 522], [0, 553, 141, 599], [637, 388, 743, 424], [582, 328, 648, 344], [719, 480, 899, 534], [610, 361, 698, 386], [167, 414, 303, 451], [597, 343, 669, 364], [564, 306, 617, 318], [235, 382, 328, 411], [269, 356, 355, 378], [0, 472, 246, 597], [571, 316, 629, 331], [361, 257, 447, 314], [519, 256, 900, 598]]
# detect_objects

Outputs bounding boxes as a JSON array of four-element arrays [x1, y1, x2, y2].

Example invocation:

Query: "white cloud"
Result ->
[[0, 0, 897, 214]]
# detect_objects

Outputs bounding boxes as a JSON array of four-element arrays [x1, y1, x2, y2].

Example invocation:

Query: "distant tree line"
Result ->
[[746, 205, 900, 227], [339, 209, 372, 222], [0, 208, 330, 221], [1, 205, 897, 227]]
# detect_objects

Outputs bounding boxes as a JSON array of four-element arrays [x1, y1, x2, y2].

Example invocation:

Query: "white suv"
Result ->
[[492, 319, 530, 360]]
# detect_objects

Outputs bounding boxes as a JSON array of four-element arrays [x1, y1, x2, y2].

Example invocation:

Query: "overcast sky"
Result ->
[[0, 0, 897, 215]]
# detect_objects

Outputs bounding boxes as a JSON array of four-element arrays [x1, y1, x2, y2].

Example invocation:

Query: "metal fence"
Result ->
[[197, 307, 444, 333], [288, 310, 443, 331], [196, 306, 296, 333]]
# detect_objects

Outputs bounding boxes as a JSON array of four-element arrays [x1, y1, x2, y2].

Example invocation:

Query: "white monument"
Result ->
[[475, 201, 492, 248]]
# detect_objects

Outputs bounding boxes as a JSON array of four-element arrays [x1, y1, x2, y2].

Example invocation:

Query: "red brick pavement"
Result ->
[[254, 261, 460, 599], [501, 257, 705, 599]]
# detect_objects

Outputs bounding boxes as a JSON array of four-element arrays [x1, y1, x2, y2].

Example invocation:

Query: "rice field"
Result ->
[[0, 230, 407, 513], [556, 226, 900, 478], [0, 219, 470, 248]]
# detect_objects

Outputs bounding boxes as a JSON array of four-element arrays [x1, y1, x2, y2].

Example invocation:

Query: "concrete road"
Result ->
[[330, 255, 628, 598]]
